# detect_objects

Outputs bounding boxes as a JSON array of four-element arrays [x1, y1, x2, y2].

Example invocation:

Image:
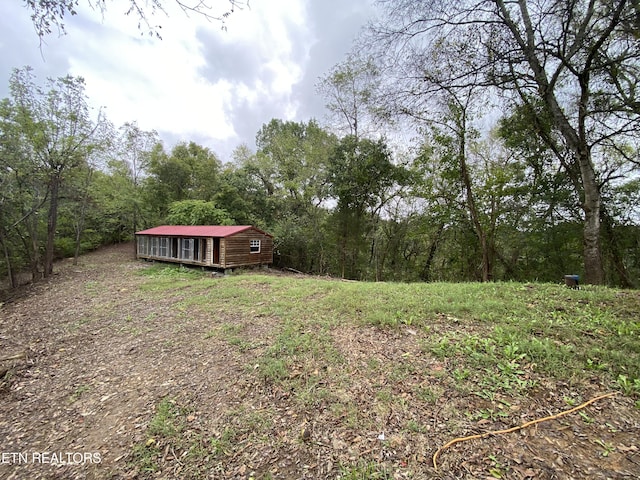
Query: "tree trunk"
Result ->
[[73, 168, 93, 265], [579, 151, 604, 285], [0, 233, 16, 289], [421, 223, 444, 281], [44, 173, 61, 278], [458, 116, 492, 282]]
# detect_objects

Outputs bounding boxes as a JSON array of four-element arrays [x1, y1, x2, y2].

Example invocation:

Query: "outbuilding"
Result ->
[[135, 225, 273, 269]]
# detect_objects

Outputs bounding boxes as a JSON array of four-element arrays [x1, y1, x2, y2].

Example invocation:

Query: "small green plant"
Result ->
[[209, 429, 234, 457], [469, 408, 509, 421], [474, 388, 496, 401], [452, 367, 470, 382], [405, 419, 427, 433], [617, 374, 640, 396], [339, 460, 390, 479], [69, 384, 90, 402], [595, 439, 615, 457], [487, 454, 507, 478], [579, 411, 594, 424]]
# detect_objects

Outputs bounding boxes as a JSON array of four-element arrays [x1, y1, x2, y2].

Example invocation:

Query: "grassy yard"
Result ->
[[129, 265, 640, 478]]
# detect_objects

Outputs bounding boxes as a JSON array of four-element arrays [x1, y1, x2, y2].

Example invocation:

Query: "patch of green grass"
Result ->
[[256, 356, 288, 383], [415, 385, 441, 404], [131, 397, 182, 472], [84, 280, 100, 296], [339, 460, 391, 479], [136, 272, 640, 399], [217, 322, 254, 351], [131, 397, 228, 476], [138, 264, 205, 278]]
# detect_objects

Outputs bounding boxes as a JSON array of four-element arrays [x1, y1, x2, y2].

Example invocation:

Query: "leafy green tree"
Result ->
[[7, 67, 105, 277], [317, 55, 380, 141], [252, 119, 338, 272], [0, 97, 48, 285], [165, 200, 233, 225], [145, 141, 222, 223], [329, 135, 407, 279], [115, 122, 159, 233]]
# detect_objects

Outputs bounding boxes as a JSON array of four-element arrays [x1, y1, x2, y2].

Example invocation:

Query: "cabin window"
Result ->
[[250, 239, 261, 253], [182, 238, 194, 260], [159, 237, 168, 257], [150, 237, 158, 256]]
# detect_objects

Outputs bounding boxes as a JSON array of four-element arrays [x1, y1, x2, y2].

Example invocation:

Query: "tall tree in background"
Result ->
[[117, 122, 158, 233], [366, 0, 640, 284], [145, 141, 222, 225], [317, 55, 381, 141], [329, 135, 406, 279], [7, 67, 105, 277], [253, 119, 337, 272]]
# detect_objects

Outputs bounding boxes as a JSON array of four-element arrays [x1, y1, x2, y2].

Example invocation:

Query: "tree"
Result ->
[[117, 122, 160, 233], [253, 119, 338, 273], [145, 141, 222, 224], [366, 0, 640, 284], [165, 200, 233, 225], [317, 55, 381, 141], [24, 0, 247, 40], [329, 135, 407, 279], [7, 67, 105, 277]]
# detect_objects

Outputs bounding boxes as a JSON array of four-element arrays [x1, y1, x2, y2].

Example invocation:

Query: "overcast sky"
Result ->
[[0, 0, 375, 161]]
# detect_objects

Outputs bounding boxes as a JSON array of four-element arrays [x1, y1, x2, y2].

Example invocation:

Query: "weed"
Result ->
[[469, 408, 509, 421], [452, 367, 470, 382], [617, 374, 640, 396], [579, 411, 594, 424], [595, 439, 615, 457], [415, 385, 441, 404], [487, 454, 507, 478], [339, 460, 390, 479], [69, 384, 90, 402]]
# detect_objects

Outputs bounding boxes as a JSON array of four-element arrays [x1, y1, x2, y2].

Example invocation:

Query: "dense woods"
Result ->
[[2, 1, 639, 288]]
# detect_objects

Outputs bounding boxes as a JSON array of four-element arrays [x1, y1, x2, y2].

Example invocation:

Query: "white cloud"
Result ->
[[0, 0, 375, 160]]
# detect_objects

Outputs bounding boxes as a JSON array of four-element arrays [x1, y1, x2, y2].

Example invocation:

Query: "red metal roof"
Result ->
[[135, 225, 271, 238]]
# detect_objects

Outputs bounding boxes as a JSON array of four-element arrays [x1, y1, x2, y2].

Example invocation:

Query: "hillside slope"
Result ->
[[1, 243, 639, 479]]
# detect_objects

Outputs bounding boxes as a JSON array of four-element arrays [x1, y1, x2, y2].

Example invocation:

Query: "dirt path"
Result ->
[[1, 244, 250, 479]]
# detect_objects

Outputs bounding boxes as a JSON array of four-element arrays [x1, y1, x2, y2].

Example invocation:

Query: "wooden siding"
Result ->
[[220, 229, 273, 268]]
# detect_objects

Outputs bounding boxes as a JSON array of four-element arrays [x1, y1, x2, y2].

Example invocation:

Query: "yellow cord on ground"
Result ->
[[432, 391, 617, 471]]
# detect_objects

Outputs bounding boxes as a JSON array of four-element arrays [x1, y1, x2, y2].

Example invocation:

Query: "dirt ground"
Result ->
[[1, 243, 639, 479]]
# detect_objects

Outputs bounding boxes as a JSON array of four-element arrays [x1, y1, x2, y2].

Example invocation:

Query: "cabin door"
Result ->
[[213, 238, 220, 264]]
